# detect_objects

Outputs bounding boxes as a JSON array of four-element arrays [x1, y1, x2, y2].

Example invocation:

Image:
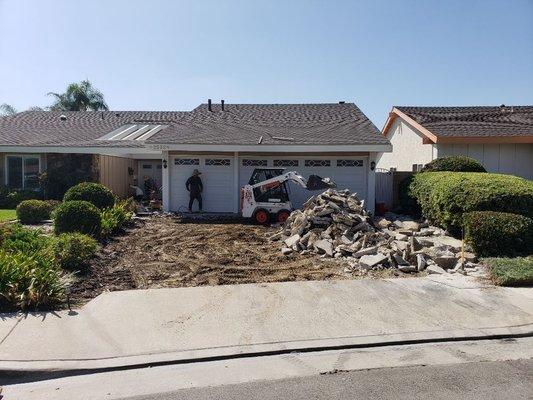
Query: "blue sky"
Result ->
[[0, 0, 532, 127]]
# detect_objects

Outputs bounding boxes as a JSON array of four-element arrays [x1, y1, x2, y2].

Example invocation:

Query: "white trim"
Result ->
[[0, 146, 162, 156], [233, 151, 239, 213], [4, 154, 42, 189], [366, 152, 376, 215], [148, 144, 392, 153], [162, 151, 170, 212]]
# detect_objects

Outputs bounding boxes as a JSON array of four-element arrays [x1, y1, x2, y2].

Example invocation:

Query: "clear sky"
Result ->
[[1, 0, 532, 127]]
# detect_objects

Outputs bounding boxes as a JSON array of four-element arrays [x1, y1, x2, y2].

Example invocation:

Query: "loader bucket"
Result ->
[[306, 175, 337, 190]]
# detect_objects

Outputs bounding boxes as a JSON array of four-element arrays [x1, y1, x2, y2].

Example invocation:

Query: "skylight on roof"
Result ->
[[97, 124, 166, 141]]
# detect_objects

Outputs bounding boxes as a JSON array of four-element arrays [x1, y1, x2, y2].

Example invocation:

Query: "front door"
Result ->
[[139, 160, 162, 195]]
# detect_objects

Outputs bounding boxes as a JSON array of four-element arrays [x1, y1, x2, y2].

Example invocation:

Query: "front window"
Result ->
[[6, 155, 41, 190]]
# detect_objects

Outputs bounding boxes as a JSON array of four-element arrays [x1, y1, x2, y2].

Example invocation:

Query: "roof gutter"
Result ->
[[146, 143, 392, 153]]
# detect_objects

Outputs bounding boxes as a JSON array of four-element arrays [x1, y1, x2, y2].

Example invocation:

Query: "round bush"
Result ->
[[63, 182, 115, 209], [16, 200, 54, 224], [464, 211, 533, 257], [421, 156, 486, 173], [52, 233, 99, 271], [54, 201, 102, 236]]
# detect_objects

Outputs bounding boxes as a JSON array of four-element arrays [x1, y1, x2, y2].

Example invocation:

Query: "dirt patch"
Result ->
[[70, 216, 404, 305]]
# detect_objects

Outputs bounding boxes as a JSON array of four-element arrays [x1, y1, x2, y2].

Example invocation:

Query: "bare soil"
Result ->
[[70, 215, 401, 305]]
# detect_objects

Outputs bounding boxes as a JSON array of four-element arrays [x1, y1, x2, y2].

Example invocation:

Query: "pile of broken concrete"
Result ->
[[273, 189, 482, 276]]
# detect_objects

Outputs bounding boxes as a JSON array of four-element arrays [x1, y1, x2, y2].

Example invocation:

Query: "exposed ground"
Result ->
[[70, 215, 402, 305]]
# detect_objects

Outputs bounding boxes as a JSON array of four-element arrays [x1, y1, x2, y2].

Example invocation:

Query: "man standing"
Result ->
[[186, 169, 203, 212]]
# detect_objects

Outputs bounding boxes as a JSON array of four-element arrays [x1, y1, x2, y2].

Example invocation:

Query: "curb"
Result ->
[[2, 323, 532, 385]]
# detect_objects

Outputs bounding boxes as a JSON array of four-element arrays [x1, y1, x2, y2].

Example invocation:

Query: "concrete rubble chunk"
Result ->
[[284, 234, 301, 248], [416, 254, 427, 271], [314, 239, 334, 257], [281, 247, 293, 255], [352, 245, 378, 258], [359, 253, 387, 269], [426, 264, 446, 275], [399, 265, 417, 273], [402, 220, 420, 232]]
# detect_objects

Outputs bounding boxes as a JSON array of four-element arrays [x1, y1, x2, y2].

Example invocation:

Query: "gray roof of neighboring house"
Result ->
[[395, 106, 533, 138], [0, 103, 388, 148]]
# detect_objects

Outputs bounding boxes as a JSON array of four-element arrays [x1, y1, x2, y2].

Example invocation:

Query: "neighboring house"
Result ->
[[377, 105, 533, 179], [0, 101, 391, 213]]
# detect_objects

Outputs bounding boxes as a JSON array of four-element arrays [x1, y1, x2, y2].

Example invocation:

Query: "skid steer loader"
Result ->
[[241, 168, 336, 224]]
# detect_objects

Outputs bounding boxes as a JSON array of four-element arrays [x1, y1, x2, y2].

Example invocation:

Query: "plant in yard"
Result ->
[[63, 182, 115, 210], [52, 233, 99, 271], [0, 187, 43, 209], [54, 200, 102, 236], [47, 80, 109, 111], [464, 211, 533, 257], [409, 172, 533, 233], [0, 224, 52, 254], [100, 201, 133, 238], [0, 248, 64, 310], [16, 199, 54, 224], [420, 156, 486, 173], [483, 256, 533, 286]]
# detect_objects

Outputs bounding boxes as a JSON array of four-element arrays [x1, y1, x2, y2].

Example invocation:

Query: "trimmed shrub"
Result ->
[[464, 211, 533, 257], [54, 201, 102, 236], [421, 156, 486, 173], [100, 201, 133, 238], [0, 187, 43, 209], [16, 199, 54, 224], [0, 248, 64, 310], [52, 233, 99, 271], [410, 172, 533, 232], [63, 182, 115, 210]]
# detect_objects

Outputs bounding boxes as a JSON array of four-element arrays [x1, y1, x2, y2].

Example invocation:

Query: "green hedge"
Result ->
[[410, 172, 533, 232], [63, 182, 115, 210], [54, 200, 102, 236], [16, 200, 54, 224], [464, 211, 533, 257], [421, 156, 486, 173], [0, 187, 43, 209]]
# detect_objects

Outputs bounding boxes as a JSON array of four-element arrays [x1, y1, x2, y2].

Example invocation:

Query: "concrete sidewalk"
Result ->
[[1, 275, 532, 375]]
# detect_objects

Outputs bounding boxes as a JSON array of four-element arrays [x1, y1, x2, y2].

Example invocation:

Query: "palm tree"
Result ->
[[0, 103, 18, 116], [47, 80, 109, 111]]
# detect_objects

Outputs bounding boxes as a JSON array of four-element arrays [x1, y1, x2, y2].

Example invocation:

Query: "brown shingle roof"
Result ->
[[395, 106, 533, 138], [0, 103, 388, 148]]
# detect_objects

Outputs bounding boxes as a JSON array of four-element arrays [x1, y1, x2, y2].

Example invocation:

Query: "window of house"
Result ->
[[174, 158, 199, 166], [337, 159, 363, 167], [205, 159, 231, 166], [305, 159, 331, 167], [242, 159, 268, 167], [274, 159, 299, 167], [6, 155, 41, 189]]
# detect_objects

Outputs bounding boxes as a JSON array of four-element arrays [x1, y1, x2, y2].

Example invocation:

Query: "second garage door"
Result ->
[[170, 156, 234, 212]]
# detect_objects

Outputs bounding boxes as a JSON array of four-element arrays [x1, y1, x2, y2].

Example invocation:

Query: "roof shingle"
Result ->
[[395, 106, 533, 138]]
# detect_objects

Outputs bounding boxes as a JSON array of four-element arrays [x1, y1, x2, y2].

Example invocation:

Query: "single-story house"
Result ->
[[0, 101, 391, 213], [377, 105, 533, 179]]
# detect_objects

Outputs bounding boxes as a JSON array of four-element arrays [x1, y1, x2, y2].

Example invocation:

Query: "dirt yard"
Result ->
[[70, 215, 401, 305]]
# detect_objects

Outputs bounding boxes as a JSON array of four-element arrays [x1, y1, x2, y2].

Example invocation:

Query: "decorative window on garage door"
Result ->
[[274, 159, 299, 167], [337, 159, 363, 167], [305, 159, 331, 167], [174, 158, 199, 165], [205, 158, 231, 166], [242, 159, 267, 167]]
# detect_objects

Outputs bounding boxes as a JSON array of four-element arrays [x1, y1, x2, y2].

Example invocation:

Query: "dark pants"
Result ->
[[189, 192, 202, 211]]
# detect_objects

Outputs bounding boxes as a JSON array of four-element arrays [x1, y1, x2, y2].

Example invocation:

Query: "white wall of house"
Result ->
[[165, 152, 375, 214], [437, 143, 533, 180], [376, 119, 435, 171]]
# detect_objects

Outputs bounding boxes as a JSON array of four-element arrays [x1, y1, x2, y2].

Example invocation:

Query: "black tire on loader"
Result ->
[[253, 209, 270, 225]]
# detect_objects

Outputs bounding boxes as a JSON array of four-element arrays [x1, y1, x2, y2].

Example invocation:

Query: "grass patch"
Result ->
[[0, 209, 16, 222], [483, 256, 533, 286]]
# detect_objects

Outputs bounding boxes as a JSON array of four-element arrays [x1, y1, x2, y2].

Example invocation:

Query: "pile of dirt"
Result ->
[[70, 215, 353, 305]]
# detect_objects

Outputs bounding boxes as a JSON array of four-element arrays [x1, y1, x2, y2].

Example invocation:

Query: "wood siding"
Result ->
[[98, 155, 136, 198]]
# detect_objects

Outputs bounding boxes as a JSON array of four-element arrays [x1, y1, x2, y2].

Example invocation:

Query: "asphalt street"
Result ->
[[129, 359, 532, 400]]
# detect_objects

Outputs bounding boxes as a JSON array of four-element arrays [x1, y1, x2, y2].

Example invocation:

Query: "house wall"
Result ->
[[437, 143, 533, 180], [376, 119, 435, 171], [98, 155, 137, 198]]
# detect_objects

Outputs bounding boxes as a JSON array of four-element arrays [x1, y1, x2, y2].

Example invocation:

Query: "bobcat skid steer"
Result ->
[[241, 168, 336, 224]]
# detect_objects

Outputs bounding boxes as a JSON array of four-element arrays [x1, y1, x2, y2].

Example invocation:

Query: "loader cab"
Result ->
[[249, 168, 290, 203]]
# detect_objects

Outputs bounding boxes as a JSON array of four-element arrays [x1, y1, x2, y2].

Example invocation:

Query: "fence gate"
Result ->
[[375, 168, 393, 210]]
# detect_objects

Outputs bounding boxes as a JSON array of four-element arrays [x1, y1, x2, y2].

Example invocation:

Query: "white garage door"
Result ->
[[170, 156, 234, 212], [238, 156, 367, 210]]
